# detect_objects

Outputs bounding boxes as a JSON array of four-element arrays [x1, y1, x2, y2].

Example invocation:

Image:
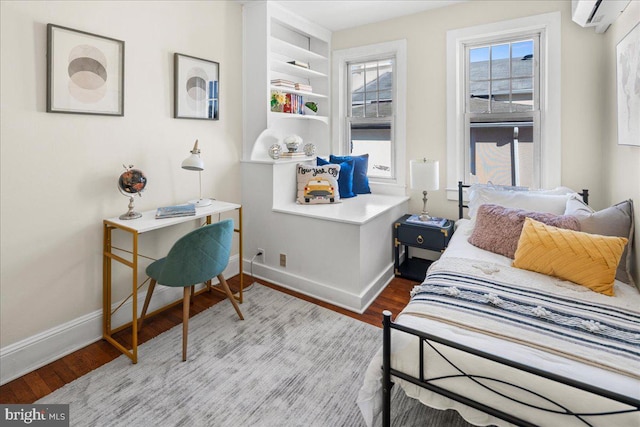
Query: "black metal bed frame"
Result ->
[[382, 182, 638, 427]]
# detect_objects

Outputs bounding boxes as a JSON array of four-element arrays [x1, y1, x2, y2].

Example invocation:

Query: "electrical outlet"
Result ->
[[279, 253, 286, 267], [257, 248, 265, 260]]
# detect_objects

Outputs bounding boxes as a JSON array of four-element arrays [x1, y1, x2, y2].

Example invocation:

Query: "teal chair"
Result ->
[[139, 219, 244, 361]]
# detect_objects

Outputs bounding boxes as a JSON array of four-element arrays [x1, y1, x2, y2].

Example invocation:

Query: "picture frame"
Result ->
[[174, 53, 219, 120], [616, 22, 639, 147], [47, 24, 124, 116]]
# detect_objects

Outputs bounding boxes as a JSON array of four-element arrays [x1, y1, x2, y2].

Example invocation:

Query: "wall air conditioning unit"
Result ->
[[571, 0, 630, 33]]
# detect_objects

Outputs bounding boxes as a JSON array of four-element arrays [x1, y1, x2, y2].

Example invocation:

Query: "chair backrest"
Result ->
[[156, 219, 234, 287]]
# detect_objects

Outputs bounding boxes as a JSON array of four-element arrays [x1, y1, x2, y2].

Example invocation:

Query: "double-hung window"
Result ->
[[347, 59, 394, 179], [333, 40, 406, 191], [446, 13, 561, 193], [466, 36, 539, 187]]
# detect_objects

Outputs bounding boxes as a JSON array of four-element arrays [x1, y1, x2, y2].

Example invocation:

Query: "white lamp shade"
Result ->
[[181, 154, 204, 171], [410, 159, 439, 191]]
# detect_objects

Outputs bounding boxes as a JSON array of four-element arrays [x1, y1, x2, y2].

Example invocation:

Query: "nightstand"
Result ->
[[393, 214, 454, 282]]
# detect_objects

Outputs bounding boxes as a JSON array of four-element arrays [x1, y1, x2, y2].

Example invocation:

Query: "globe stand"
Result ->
[[120, 196, 142, 220]]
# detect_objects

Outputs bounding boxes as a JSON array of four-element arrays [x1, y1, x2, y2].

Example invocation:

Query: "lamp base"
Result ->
[[188, 198, 212, 207], [418, 212, 432, 221]]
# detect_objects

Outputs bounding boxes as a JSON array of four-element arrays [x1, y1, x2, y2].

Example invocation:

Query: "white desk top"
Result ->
[[104, 200, 241, 233]]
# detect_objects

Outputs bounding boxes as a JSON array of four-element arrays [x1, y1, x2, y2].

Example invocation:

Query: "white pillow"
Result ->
[[467, 184, 576, 219]]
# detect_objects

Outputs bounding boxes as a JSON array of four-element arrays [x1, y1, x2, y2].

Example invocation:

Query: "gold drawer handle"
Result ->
[[416, 235, 424, 244]]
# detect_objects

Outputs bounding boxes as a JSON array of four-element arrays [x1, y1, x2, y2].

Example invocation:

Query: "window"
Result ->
[[466, 37, 539, 187], [348, 59, 394, 179], [446, 13, 561, 196], [333, 40, 406, 192]]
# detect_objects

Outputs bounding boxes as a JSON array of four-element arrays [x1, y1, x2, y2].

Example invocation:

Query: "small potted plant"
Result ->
[[304, 101, 318, 116]]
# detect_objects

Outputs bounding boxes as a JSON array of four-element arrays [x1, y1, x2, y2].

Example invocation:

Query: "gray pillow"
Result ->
[[565, 196, 636, 289]]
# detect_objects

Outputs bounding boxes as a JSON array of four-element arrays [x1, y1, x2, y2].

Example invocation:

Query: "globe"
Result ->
[[118, 168, 147, 195], [118, 166, 147, 220]]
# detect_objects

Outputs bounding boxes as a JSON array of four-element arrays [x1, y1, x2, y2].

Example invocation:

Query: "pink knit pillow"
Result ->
[[468, 204, 581, 259]]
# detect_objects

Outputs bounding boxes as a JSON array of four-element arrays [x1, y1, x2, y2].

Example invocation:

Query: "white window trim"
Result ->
[[333, 40, 407, 195], [446, 12, 561, 200]]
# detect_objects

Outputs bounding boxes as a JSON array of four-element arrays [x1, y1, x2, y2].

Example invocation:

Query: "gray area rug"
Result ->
[[38, 284, 474, 426]]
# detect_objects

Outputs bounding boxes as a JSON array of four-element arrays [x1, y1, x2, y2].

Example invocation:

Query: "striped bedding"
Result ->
[[402, 257, 640, 379]]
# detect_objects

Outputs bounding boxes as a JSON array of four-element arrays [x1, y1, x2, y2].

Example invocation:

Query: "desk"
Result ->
[[103, 201, 242, 363]]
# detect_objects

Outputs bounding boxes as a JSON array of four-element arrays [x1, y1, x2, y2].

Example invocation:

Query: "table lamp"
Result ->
[[410, 158, 439, 221], [181, 139, 212, 207]]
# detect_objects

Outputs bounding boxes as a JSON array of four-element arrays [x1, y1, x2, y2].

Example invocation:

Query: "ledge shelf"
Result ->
[[270, 37, 327, 64], [269, 85, 327, 99]]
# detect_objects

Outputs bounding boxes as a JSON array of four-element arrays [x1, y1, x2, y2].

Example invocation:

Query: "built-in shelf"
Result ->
[[270, 60, 327, 79], [269, 85, 327, 99], [269, 112, 329, 123], [243, 1, 330, 160], [270, 37, 327, 64]]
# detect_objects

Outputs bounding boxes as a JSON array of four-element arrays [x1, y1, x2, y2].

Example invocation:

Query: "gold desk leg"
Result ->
[[103, 224, 112, 338], [131, 232, 138, 364], [238, 206, 243, 303]]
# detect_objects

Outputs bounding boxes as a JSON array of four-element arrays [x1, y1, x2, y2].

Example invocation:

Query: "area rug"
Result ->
[[38, 284, 474, 426]]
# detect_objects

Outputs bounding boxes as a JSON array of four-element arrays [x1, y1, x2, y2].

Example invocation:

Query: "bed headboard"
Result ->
[[457, 181, 590, 219]]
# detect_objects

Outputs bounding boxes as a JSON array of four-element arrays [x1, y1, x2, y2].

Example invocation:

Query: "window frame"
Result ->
[[446, 12, 561, 199], [333, 40, 407, 193]]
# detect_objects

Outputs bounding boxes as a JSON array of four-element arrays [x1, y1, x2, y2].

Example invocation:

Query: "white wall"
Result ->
[[0, 0, 243, 351], [603, 1, 640, 286]]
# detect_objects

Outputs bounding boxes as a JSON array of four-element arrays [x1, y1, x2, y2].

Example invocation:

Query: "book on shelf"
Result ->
[[295, 83, 313, 92], [287, 60, 309, 69], [271, 79, 296, 88], [405, 215, 448, 228], [282, 93, 305, 115], [156, 204, 196, 219]]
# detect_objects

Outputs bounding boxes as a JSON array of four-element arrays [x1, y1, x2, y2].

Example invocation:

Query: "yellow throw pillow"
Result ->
[[513, 218, 628, 296]]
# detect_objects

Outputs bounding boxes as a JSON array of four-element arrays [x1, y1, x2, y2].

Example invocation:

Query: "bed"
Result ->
[[358, 182, 640, 427]]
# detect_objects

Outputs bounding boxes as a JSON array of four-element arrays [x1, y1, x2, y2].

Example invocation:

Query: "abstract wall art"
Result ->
[[47, 24, 124, 116], [616, 22, 640, 147], [174, 53, 219, 120]]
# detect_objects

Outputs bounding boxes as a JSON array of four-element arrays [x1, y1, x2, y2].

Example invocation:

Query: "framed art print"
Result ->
[[616, 22, 640, 146], [47, 24, 124, 116], [174, 53, 219, 120]]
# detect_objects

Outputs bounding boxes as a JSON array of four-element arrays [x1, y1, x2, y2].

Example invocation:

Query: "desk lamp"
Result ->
[[410, 158, 439, 221], [181, 139, 212, 207]]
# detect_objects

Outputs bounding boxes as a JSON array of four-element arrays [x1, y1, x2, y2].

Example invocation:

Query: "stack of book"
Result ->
[[295, 83, 312, 92], [280, 151, 307, 158], [405, 215, 448, 228], [271, 79, 295, 89], [287, 60, 309, 69], [155, 204, 196, 219]]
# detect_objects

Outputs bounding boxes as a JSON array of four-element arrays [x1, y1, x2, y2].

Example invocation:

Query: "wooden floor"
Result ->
[[0, 274, 417, 404]]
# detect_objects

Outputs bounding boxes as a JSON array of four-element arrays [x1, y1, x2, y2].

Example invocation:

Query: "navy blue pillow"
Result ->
[[317, 157, 356, 198], [330, 154, 371, 194]]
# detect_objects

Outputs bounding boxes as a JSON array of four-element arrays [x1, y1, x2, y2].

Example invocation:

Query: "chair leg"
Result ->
[[182, 286, 191, 362], [139, 279, 157, 329], [190, 285, 195, 305], [217, 274, 244, 320]]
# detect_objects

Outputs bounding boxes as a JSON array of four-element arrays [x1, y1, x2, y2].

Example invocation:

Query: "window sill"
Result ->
[[273, 193, 409, 225]]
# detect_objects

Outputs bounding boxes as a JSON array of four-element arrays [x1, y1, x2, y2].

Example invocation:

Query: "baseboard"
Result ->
[[0, 256, 239, 386], [244, 258, 394, 314]]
